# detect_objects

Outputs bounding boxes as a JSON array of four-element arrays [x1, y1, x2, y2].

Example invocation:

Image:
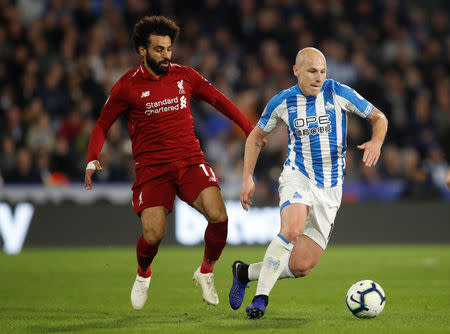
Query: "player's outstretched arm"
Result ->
[[357, 107, 388, 167], [188, 68, 254, 137], [84, 160, 102, 190], [83, 79, 127, 190], [240, 127, 268, 210]]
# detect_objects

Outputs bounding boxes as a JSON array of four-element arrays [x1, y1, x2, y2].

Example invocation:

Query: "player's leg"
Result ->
[[131, 206, 168, 310], [288, 234, 323, 277], [245, 203, 309, 319], [192, 186, 228, 272], [137, 206, 169, 276], [230, 233, 323, 312], [289, 182, 341, 276], [190, 186, 227, 306], [234, 188, 339, 287], [238, 233, 324, 283], [177, 163, 225, 305], [131, 175, 176, 310], [232, 203, 335, 308], [236, 182, 340, 316], [230, 167, 311, 314]]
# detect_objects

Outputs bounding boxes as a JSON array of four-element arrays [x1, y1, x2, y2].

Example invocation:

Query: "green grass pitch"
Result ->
[[1, 245, 449, 333]]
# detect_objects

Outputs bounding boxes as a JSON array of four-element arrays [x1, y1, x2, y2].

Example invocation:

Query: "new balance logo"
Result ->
[[140, 91, 150, 98], [325, 102, 335, 110], [293, 192, 302, 199]]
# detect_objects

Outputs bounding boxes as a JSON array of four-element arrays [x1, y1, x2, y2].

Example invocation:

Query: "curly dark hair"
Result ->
[[132, 16, 180, 53]]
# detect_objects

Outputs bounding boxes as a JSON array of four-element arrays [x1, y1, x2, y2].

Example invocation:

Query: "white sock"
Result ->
[[248, 262, 262, 281], [280, 261, 296, 279], [248, 261, 295, 280], [255, 234, 294, 296]]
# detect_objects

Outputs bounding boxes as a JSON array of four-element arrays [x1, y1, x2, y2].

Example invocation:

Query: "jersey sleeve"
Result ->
[[257, 94, 283, 132], [86, 79, 129, 163], [332, 81, 373, 118], [186, 67, 253, 136]]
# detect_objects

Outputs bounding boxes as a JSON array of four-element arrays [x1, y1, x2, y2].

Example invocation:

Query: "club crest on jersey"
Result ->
[[140, 90, 150, 98], [325, 101, 335, 110], [177, 80, 185, 94]]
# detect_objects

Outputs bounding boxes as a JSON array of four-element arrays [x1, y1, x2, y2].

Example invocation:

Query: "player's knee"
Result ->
[[142, 228, 165, 245], [204, 208, 228, 223], [282, 229, 302, 243], [293, 268, 311, 277], [290, 262, 314, 278], [291, 266, 311, 278]]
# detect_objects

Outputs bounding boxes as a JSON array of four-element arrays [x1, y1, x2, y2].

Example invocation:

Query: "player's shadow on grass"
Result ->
[[26, 315, 310, 332], [219, 316, 310, 330], [5, 307, 144, 333], [28, 317, 138, 333], [14, 306, 310, 332]]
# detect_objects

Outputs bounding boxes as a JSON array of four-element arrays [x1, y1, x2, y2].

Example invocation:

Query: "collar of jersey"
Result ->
[[139, 61, 171, 81]]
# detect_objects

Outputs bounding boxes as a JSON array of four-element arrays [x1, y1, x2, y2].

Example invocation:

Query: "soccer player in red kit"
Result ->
[[84, 16, 253, 310]]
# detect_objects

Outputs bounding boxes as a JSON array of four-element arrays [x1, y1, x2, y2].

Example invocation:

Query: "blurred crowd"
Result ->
[[0, 0, 449, 202]]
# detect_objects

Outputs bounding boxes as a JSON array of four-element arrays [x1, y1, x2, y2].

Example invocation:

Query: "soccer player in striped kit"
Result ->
[[229, 47, 388, 319], [84, 16, 254, 310]]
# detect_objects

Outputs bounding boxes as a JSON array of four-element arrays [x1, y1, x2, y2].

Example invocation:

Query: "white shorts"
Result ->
[[278, 167, 342, 250]]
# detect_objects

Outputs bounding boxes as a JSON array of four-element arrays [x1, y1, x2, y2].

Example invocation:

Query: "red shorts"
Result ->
[[132, 160, 220, 215]]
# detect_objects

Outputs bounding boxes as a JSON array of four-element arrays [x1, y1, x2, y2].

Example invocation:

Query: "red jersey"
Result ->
[[87, 62, 253, 167]]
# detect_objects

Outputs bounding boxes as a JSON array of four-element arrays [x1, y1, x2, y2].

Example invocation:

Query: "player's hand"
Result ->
[[446, 170, 450, 188], [84, 160, 102, 190], [240, 176, 255, 211], [357, 140, 382, 167]]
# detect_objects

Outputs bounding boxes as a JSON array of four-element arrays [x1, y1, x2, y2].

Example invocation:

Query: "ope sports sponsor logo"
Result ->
[[293, 114, 332, 137], [144, 96, 187, 115]]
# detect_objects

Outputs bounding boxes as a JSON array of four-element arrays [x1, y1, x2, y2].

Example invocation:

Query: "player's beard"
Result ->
[[146, 53, 170, 75]]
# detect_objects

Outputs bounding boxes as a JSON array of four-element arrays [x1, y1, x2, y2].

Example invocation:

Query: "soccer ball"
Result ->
[[346, 280, 386, 318]]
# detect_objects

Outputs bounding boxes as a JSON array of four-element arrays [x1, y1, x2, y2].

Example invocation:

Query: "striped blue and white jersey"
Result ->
[[257, 79, 373, 188]]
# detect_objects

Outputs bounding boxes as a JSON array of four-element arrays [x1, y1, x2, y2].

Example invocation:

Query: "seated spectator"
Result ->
[[423, 142, 450, 195], [379, 144, 403, 179], [27, 111, 55, 152], [57, 108, 84, 143], [0, 136, 16, 176], [50, 137, 78, 180], [3, 147, 41, 184], [401, 147, 433, 199]]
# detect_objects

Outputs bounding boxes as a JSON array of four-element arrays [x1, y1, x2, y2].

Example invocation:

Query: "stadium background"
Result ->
[[0, 0, 449, 252]]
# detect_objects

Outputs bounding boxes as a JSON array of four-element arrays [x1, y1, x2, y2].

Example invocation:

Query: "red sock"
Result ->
[[136, 235, 160, 278], [201, 220, 228, 273]]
